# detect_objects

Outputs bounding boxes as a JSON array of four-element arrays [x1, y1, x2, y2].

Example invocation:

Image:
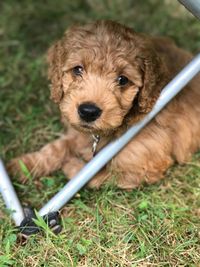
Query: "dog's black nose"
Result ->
[[78, 103, 102, 122]]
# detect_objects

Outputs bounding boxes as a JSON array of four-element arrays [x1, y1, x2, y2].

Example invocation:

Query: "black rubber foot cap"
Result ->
[[18, 207, 62, 236]]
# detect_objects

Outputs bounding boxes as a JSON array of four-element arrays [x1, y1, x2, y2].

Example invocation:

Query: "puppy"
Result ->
[[8, 20, 200, 189]]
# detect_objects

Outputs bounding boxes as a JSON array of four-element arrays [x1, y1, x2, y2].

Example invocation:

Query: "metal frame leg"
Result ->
[[0, 160, 24, 226]]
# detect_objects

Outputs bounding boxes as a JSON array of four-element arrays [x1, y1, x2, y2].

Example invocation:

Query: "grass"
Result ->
[[0, 0, 200, 266]]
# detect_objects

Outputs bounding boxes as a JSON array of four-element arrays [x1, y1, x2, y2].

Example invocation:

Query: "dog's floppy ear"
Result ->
[[47, 40, 66, 103], [136, 40, 169, 113]]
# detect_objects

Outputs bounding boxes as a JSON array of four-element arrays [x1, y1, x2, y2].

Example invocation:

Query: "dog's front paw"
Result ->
[[7, 157, 33, 183], [62, 157, 85, 180], [87, 170, 110, 189]]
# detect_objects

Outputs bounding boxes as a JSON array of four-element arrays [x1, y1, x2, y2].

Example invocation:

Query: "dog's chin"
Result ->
[[71, 122, 116, 137]]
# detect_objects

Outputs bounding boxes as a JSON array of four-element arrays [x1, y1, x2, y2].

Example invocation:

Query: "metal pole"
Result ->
[[0, 159, 25, 226], [178, 0, 200, 20], [39, 53, 200, 216]]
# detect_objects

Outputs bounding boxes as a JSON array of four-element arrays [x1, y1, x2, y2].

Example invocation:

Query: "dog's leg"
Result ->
[[7, 128, 91, 182], [7, 136, 72, 181], [113, 156, 173, 190], [111, 126, 174, 190], [87, 169, 110, 188], [62, 157, 85, 179], [62, 156, 109, 188]]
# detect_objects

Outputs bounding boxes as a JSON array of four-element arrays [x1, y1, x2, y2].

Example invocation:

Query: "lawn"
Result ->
[[0, 0, 200, 266]]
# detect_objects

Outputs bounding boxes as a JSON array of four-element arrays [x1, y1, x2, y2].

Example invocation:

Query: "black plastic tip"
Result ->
[[18, 208, 62, 236]]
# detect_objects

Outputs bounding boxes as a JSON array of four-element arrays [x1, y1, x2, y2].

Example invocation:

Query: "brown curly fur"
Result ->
[[8, 20, 200, 189]]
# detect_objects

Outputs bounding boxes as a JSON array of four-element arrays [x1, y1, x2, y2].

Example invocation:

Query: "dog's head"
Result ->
[[48, 20, 168, 136]]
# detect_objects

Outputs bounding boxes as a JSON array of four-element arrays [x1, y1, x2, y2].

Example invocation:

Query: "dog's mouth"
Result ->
[[71, 122, 96, 133], [81, 123, 94, 130], [71, 121, 111, 137]]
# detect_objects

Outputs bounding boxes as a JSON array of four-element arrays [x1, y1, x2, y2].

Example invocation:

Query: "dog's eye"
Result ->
[[117, 75, 129, 86], [72, 66, 83, 76]]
